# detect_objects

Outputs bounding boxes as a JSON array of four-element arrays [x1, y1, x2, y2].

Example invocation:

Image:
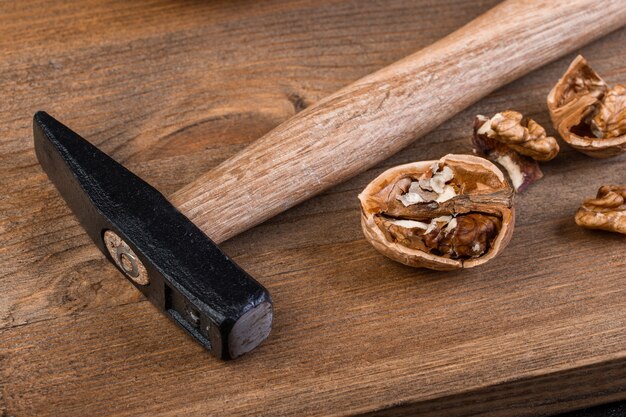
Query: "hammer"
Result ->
[[34, 0, 625, 359]]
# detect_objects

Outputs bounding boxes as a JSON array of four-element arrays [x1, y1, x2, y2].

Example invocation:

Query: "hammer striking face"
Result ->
[[33, 112, 272, 360]]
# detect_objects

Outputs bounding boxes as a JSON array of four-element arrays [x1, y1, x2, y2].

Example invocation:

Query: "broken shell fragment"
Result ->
[[358, 154, 515, 270], [472, 111, 557, 192], [547, 55, 626, 158], [575, 185, 626, 234]]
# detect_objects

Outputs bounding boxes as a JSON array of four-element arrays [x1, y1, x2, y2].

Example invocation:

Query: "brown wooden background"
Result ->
[[1, 1, 625, 416]]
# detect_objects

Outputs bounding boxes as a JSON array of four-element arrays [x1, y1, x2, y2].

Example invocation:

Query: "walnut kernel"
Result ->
[[575, 185, 626, 234], [473, 111, 556, 192]]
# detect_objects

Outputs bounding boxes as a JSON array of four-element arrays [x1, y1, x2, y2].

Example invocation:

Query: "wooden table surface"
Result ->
[[1, 1, 625, 416]]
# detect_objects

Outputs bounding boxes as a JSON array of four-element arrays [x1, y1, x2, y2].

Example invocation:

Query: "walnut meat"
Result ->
[[472, 111, 558, 192], [575, 185, 626, 234], [547, 55, 626, 158], [358, 154, 515, 270]]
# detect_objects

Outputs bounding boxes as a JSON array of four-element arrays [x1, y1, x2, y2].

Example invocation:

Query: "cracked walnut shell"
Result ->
[[358, 154, 515, 270], [575, 185, 626, 234], [547, 55, 626, 158]]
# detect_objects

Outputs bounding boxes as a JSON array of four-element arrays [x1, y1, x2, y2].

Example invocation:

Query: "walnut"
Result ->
[[547, 55, 626, 158], [472, 111, 557, 192], [590, 85, 626, 139], [575, 185, 626, 234], [358, 154, 514, 270]]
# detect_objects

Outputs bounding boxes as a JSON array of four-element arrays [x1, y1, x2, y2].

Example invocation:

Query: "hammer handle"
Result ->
[[171, 0, 626, 243]]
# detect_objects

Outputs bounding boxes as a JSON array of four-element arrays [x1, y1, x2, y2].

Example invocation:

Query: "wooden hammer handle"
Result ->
[[171, 0, 626, 244]]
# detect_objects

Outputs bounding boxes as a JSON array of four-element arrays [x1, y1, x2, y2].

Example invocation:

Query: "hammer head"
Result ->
[[33, 112, 272, 359]]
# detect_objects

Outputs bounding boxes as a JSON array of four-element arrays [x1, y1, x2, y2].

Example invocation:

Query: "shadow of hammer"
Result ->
[[33, 0, 625, 359]]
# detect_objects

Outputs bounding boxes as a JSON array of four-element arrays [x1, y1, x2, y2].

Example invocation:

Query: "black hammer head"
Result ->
[[33, 112, 272, 360]]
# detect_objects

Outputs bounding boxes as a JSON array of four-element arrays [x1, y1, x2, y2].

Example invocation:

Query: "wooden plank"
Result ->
[[1, 0, 625, 415]]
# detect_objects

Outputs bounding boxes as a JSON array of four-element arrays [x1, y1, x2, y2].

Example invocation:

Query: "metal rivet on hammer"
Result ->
[[103, 230, 149, 285]]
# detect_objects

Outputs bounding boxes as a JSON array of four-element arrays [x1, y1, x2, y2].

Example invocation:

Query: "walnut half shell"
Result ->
[[547, 55, 626, 158], [358, 154, 515, 270]]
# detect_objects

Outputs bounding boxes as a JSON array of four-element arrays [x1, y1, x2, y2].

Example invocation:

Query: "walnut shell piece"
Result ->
[[575, 185, 626, 234], [358, 154, 515, 270], [547, 55, 626, 158]]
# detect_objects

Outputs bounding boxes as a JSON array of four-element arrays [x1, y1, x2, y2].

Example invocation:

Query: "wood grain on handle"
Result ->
[[171, 0, 626, 244]]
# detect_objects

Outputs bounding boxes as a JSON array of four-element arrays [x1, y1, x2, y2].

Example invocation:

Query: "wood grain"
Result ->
[[1, 1, 625, 416]]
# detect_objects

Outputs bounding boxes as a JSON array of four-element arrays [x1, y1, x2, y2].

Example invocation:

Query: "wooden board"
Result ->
[[1, 1, 625, 416]]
